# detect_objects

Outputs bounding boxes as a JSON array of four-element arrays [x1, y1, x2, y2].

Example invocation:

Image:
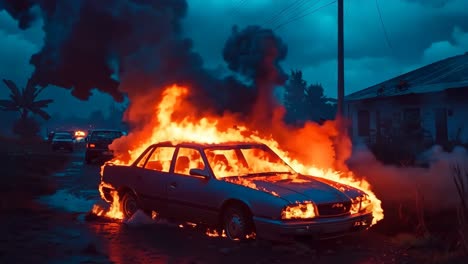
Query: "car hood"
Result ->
[[224, 174, 363, 204]]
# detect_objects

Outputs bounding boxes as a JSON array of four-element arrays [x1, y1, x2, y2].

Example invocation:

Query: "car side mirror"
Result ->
[[189, 168, 210, 180]]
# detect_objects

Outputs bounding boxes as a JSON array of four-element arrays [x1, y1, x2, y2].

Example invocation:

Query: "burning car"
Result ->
[[99, 141, 374, 241]]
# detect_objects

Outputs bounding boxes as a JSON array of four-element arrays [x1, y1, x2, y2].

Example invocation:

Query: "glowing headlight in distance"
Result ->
[[281, 202, 317, 219]]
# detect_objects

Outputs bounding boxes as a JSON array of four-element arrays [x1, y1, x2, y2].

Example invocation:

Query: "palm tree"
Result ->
[[0, 79, 53, 138]]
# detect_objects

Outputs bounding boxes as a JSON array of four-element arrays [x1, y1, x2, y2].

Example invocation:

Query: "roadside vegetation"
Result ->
[[0, 136, 69, 208]]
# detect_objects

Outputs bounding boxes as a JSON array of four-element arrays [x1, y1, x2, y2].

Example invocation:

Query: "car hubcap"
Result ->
[[226, 214, 244, 240], [124, 196, 137, 217]]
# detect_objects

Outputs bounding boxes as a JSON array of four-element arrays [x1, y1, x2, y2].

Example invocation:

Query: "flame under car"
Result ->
[[100, 141, 374, 241]]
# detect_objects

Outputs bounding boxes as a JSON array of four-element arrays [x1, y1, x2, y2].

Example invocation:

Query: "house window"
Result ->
[[357, 110, 370, 136]]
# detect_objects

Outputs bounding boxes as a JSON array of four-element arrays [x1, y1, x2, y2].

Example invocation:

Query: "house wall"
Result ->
[[345, 89, 468, 146], [446, 99, 468, 143]]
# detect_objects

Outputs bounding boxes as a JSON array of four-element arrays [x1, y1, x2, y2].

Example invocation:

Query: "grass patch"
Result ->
[[369, 163, 468, 263], [0, 136, 70, 209]]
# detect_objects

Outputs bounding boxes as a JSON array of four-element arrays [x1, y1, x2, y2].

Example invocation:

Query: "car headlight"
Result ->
[[351, 194, 372, 214], [281, 202, 317, 219]]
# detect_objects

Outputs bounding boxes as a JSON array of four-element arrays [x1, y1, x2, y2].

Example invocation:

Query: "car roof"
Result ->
[[151, 141, 267, 149]]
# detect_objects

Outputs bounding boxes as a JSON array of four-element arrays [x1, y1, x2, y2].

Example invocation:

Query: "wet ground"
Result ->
[[1, 147, 419, 263]]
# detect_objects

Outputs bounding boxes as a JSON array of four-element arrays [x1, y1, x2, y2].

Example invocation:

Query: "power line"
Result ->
[[375, 0, 392, 49], [269, 0, 323, 29], [262, 0, 310, 27], [230, 0, 249, 17], [274, 0, 337, 31]]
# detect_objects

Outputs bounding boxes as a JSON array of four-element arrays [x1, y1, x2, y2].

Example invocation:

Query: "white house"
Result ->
[[345, 52, 468, 147]]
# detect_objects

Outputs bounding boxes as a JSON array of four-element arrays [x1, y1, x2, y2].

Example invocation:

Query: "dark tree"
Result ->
[[0, 79, 53, 138], [283, 70, 307, 123], [283, 70, 336, 124], [304, 83, 336, 122]]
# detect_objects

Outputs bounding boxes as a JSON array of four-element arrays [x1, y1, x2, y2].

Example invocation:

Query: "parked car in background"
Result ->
[[100, 141, 374, 242], [51, 132, 74, 152], [85, 129, 124, 164]]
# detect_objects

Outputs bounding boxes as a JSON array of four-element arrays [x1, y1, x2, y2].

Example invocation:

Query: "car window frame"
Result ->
[[172, 146, 210, 178], [143, 145, 177, 173], [134, 146, 155, 168]]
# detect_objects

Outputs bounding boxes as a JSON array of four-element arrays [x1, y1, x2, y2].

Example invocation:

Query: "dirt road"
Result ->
[[2, 148, 415, 264]]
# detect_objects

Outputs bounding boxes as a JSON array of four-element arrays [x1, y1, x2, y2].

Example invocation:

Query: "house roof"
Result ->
[[345, 52, 468, 101]]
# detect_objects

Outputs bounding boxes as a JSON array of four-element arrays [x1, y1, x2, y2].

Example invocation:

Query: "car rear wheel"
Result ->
[[223, 205, 254, 241], [120, 192, 139, 219]]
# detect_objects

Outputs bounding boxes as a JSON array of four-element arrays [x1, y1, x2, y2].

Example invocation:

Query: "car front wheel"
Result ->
[[120, 192, 139, 219], [223, 205, 255, 241]]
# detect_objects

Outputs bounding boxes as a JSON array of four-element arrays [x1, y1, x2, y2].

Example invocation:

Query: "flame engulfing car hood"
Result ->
[[224, 174, 364, 204]]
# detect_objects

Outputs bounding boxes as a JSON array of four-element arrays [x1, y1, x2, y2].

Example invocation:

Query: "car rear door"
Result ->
[[166, 147, 219, 225]]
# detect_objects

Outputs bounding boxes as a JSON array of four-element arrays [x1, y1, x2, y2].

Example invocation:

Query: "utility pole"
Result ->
[[334, 0, 346, 171], [337, 0, 344, 118]]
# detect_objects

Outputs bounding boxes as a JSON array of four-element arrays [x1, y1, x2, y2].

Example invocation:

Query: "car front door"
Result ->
[[166, 147, 219, 225]]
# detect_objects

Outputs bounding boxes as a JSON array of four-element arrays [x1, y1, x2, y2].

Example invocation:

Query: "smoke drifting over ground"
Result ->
[[348, 144, 468, 211]]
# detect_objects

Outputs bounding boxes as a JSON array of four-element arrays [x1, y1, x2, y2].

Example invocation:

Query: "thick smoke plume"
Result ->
[[0, 0, 285, 120], [1, 0, 310, 159], [223, 25, 288, 124], [348, 144, 468, 212]]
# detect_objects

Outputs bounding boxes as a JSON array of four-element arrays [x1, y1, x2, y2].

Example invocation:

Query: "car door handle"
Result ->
[[169, 182, 177, 189]]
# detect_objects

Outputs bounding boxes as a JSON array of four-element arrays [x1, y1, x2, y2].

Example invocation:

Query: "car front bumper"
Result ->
[[254, 212, 373, 241]]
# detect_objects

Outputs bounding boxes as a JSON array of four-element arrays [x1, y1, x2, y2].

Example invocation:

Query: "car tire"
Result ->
[[222, 205, 255, 241], [120, 192, 139, 219]]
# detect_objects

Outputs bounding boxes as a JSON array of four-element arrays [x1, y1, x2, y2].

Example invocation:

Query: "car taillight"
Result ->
[[88, 143, 96, 148]]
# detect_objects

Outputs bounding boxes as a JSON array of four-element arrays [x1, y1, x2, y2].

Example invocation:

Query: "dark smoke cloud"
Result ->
[[223, 25, 288, 123], [223, 25, 288, 85], [0, 0, 287, 123]]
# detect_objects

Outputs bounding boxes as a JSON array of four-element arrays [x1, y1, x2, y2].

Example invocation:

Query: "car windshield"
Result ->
[[90, 131, 122, 141], [204, 145, 295, 178], [54, 133, 72, 139]]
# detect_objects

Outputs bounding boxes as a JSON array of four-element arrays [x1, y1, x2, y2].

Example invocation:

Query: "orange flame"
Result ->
[[92, 186, 124, 220], [98, 84, 384, 225]]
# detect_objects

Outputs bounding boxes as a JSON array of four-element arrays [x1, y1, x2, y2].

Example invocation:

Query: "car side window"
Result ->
[[145, 147, 176, 172], [174, 147, 205, 175], [136, 147, 154, 168]]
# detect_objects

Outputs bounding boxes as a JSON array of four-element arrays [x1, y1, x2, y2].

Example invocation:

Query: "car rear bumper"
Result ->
[[254, 212, 373, 241]]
